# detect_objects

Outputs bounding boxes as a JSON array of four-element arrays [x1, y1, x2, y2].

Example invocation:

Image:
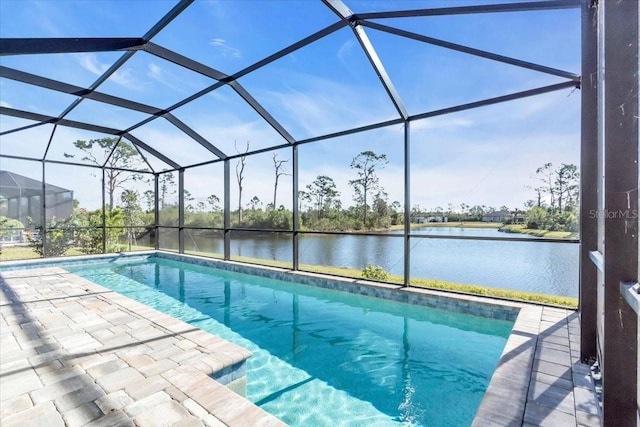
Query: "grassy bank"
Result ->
[[224, 255, 577, 308], [0, 245, 153, 262], [388, 221, 501, 231], [1, 246, 577, 308], [0, 246, 42, 261], [499, 224, 579, 240]]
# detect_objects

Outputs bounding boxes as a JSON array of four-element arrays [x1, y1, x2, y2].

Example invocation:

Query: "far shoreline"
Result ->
[[401, 221, 501, 229], [386, 221, 578, 240]]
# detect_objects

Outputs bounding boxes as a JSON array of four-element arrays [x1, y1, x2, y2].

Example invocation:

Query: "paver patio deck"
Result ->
[[1, 265, 601, 426], [0, 267, 285, 427], [473, 304, 602, 427]]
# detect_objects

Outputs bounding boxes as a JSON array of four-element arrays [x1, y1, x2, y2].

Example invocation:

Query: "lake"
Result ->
[[174, 227, 578, 297]]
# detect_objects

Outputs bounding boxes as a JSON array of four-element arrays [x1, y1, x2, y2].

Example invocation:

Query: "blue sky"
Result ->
[[0, 0, 581, 212]]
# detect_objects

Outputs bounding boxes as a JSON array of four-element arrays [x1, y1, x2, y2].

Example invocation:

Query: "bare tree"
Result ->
[[235, 141, 249, 222], [272, 153, 290, 211], [535, 163, 556, 208]]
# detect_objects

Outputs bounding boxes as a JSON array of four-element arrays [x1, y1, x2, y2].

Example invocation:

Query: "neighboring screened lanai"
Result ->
[[0, 170, 73, 225], [0, 0, 637, 424]]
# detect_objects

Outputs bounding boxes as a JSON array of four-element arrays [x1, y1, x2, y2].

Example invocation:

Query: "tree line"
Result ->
[[523, 162, 579, 232], [3, 137, 580, 257], [155, 148, 398, 231]]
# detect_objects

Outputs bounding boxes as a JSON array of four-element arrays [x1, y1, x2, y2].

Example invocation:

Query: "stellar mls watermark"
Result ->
[[589, 209, 639, 219]]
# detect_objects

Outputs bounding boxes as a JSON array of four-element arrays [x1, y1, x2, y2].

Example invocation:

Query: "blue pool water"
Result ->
[[67, 258, 513, 427]]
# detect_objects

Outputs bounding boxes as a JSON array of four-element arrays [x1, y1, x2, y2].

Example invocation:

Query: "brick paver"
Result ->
[[0, 267, 285, 427], [474, 307, 602, 427]]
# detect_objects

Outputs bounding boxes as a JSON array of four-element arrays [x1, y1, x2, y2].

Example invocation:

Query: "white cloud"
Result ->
[[108, 69, 137, 89], [410, 116, 474, 131], [147, 62, 180, 91], [29, 1, 66, 37], [260, 71, 399, 138], [408, 132, 579, 210], [74, 53, 109, 76], [210, 38, 242, 58], [0, 100, 12, 108], [336, 39, 359, 78], [74, 53, 138, 89]]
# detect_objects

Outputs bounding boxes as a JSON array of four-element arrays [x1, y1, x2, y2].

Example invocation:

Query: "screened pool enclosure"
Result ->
[[0, 0, 584, 290], [1, 0, 639, 424]]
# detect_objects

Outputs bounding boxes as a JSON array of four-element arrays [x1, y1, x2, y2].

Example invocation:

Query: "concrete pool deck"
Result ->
[[0, 265, 601, 427]]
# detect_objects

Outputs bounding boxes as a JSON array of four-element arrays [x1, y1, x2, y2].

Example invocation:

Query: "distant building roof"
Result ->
[[0, 170, 71, 199], [483, 210, 510, 217]]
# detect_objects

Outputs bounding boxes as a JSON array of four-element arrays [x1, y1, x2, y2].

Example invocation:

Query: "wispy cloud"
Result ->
[[337, 39, 356, 62], [260, 71, 398, 138], [29, 1, 66, 37], [0, 100, 12, 108], [336, 39, 359, 78], [75, 53, 109, 75], [147, 63, 181, 91], [210, 38, 242, 58], [109, 68, 138, 89], [74, 53, 138, 89], [410, 117, 474, 131]]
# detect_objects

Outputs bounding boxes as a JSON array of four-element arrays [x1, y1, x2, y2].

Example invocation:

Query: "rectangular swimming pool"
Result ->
[[59, 254, 514, 426]]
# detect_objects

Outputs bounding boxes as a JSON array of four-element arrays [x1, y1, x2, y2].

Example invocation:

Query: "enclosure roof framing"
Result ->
[[355, 0, 583, 19], [0, 38, 147, 56], [361, 21, 580, 82], [323, 0, 409, 119], [1, 0, 581, 171], [1, 1, 637, 424], [0, 65, 165, 116]]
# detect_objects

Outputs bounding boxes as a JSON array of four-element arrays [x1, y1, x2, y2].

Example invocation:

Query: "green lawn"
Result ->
[[0, 245, 154, 261], [0, 246, 43, 261], [1, 246, 577, 309], [389, 221, 502, 231], [218, 255, 577, 308], [500, 224, 579, 240]]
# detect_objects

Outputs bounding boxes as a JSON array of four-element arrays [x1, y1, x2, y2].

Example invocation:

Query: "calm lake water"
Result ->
[[174, 227, 578, 297]]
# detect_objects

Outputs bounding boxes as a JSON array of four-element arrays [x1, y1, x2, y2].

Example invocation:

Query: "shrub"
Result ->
[[26, 217, 74, 257], [73, 209, 124, 254], [0, 216, 24, 255], [362, 263, 390, 281], [525, 206, 548, 230]]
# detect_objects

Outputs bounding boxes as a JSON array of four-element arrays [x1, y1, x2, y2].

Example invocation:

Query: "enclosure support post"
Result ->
[[224, 160, 231, 260], [579, 0, 598, 362], [101, 168, 107, 254], [292, 144, 299, 271], [178, 168, 185, 254], [403, 121, 411, 287], [602, 0, 639, 423], [154, 173, 159, 250], [41, 161, 47, 257]]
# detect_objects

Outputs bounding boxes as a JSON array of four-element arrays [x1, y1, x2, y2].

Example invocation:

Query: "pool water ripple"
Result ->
[[68, 258, 512, 427]]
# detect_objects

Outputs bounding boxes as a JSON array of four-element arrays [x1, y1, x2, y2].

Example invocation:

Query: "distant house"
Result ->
[[510, 211, 525, 224], [482, 210, 510, 222], [410, 216, 448, 224], [482, 210, 525, 223], [0, 170, 74, 226]]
